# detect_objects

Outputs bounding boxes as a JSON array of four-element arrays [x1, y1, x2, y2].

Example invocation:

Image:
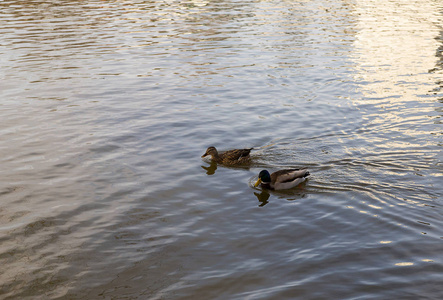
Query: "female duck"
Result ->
[[254, 168, 310, 190], [201, 146, 252, 166]]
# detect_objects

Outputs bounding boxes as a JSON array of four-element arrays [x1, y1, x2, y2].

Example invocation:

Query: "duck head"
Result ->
[[201, 146, 217, 158], [254, 170, 271, 187]]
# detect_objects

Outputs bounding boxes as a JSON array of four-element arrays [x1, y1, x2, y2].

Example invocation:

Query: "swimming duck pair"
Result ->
[[201, 146, 310, 191]]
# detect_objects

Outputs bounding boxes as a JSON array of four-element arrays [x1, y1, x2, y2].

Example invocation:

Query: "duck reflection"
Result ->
[[201, 161, 218, 175], [254, 190, 270, 207], [201, 161, 251, 175], [252, 181, 309, 207]]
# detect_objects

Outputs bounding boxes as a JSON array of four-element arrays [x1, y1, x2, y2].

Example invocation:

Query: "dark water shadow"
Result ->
[[201, 161, 218, 175], [254, 190, 271, 207], [201, 161, 252, 175]]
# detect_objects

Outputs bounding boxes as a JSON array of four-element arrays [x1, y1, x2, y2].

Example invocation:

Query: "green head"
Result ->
[[254, 170, 271, 187]]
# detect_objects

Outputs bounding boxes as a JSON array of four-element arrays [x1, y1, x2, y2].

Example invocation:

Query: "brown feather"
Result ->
[[202, 146, 252, 165]]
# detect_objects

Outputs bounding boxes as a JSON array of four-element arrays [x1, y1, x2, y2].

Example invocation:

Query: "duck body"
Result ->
[[202, 146, 252, 166], [255, 168, 310, 190]]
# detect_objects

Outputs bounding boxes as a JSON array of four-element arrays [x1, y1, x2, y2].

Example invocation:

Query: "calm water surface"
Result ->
[[1, 0, 442, 299]]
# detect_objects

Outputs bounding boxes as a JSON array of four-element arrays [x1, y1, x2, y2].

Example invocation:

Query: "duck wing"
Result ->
[[271, 168, 310, 184], [221, 148, 252, 161], [270, 168, 310, 190]]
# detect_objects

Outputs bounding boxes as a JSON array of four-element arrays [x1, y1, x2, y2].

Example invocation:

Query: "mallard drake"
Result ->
[[254, 168, 310, 190], [201, 146, 252, 165]]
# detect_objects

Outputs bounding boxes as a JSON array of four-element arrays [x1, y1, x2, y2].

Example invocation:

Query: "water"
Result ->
[[0, 0, 442, 299]]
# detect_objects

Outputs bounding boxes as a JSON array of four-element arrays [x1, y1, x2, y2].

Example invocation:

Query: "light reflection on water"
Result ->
[[0, 0, 442, 299]]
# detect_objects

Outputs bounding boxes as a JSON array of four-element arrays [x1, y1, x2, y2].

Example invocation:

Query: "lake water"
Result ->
[[1, 0, 442, 299]]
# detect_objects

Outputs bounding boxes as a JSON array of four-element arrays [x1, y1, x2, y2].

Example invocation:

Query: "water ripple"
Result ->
[[1, 0, 442, 299]]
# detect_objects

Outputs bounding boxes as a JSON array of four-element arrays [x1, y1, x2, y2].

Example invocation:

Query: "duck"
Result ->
[[201, 146, 252, 165], [254, 168, 310, 190]]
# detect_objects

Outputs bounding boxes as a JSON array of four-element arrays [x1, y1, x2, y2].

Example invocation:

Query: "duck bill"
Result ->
[[254, 178, 262, 187]]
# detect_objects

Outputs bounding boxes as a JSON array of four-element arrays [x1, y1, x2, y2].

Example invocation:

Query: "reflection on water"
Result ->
[[252, 186, 309, 207], [352, 0, 442, 133], [0, 0, 442, 299], [347, 0, 443, 211], [201, 161, 218, 175], [254, 190, 271, 207]]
